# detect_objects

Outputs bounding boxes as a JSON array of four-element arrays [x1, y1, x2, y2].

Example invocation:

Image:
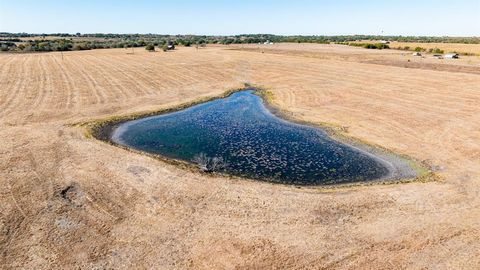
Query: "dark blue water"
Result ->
[[112, 90, 390, 185]]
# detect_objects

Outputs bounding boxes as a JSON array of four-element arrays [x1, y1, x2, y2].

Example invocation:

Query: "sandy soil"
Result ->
[[1, 44, 479, 269]]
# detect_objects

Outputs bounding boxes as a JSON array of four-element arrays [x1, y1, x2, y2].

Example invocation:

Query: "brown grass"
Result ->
[[1, 44, 479, 269], [350, 40, 480, 55], [390, 41, 480, 55]]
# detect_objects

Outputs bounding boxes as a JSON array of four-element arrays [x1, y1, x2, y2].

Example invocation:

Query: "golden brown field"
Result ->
[[1, 44, 479, 269], [389, 41, 480, 55], [349, 40, 480, 56]]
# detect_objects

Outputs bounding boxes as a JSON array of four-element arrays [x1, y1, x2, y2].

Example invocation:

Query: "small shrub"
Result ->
[[145, 44, 155, 51], [72, 44, 82, 51], [357, 43, 389, 50]]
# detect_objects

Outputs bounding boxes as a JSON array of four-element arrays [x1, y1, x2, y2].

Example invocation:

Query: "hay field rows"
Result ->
[[1, 44, 479, 269]]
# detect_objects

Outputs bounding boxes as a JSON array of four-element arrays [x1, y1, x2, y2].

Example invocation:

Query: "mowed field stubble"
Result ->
[[1, 44, 479, 269]]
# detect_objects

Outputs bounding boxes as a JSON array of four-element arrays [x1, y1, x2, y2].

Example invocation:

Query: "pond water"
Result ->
[[111, 90, 391, 185]]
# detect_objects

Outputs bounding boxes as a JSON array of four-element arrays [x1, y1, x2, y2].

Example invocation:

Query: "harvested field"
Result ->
[[389, 41, 480, 55], [232, 43, 480, 74], [1, 44, 479, 269]]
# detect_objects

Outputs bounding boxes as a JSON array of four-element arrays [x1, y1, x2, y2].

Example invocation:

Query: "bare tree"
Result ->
[[210, 157, 226, 171], [192, 153, 210, 171], [192, 153, 227, 172]]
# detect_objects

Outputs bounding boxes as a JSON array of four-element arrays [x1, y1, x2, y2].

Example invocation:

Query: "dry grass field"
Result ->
[[1, 44, 479, 269], [389, 41, 480, 55], [349, 40, 480, 56]]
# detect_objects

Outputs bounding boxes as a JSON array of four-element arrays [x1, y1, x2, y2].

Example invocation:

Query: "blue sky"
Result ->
[[1, 0, 479, 36]]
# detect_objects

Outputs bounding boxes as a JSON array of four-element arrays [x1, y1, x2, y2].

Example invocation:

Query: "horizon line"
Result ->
[[1, 32, 479, 38]]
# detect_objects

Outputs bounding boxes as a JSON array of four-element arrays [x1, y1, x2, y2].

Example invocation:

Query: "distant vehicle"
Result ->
[[263, 40, 274, 45], [444, 53, 459, 59], [380, 40, 390, 44], [167, 41, 175, 50], [433, 54, 444, 59], [412, 52, 422, 56]]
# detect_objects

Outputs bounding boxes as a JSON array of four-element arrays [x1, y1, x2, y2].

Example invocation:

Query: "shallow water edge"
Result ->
[[83, 86, 433, 187]]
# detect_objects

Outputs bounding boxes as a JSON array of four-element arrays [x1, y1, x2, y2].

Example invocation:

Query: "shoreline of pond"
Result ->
[[80, 86, 435, 187]]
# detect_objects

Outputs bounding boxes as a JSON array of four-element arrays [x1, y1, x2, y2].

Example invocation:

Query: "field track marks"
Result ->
[[108, 55, 168, 95], [118, 53, 215, 93], [0, 55, 16, 83], [75, 55, 110, 105], [29, 55, 54, 115], [0, 56, 31, 119], [67, 55, 107, 106], [146, 52, 230, 86], [50, 54, 76, 110], [0, 55, 17, 108], [87, 55, 137, 100], [95, 54, 155, 97]]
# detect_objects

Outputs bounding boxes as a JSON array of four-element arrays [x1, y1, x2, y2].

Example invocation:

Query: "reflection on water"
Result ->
[[112, 90, 390, 185]]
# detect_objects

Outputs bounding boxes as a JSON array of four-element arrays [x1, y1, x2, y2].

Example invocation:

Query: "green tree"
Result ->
[[145, 44, 155, 51]]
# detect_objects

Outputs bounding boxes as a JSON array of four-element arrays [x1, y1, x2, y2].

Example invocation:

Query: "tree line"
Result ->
[[1, 33, 479, 52]]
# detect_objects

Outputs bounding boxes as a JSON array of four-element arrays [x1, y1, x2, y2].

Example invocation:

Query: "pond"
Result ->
[[111, 90, 396, 185]]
